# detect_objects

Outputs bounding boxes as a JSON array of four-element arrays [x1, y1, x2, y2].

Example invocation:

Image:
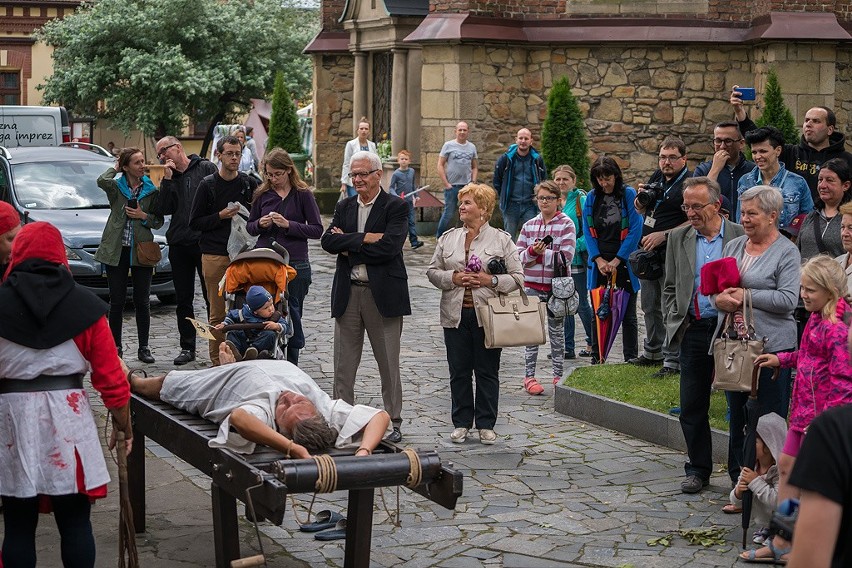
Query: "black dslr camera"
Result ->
[[636, 181, 665, 209]]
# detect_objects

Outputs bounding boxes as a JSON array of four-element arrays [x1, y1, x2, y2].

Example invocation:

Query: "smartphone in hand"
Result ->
[[127, 198, 138, 209], [738, 87, 756, 101]]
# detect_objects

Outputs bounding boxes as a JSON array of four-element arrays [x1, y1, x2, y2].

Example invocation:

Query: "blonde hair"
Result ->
[[458, 183, 497, 219], [801, 255, 848, 323], [552, 164, 576, 181], [535, 180, 561, 199]]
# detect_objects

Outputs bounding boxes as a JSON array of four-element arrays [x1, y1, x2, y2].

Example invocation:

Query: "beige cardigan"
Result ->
[[427, 223, 523, 328]]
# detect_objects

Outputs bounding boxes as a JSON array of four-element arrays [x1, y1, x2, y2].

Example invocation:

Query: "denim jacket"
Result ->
[[736, 162, 813, 229]]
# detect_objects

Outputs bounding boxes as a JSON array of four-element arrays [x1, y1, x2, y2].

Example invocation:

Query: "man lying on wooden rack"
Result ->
[[128, 343, 391, 459]]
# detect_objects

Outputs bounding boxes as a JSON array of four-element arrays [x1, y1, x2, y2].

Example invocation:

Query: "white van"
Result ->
[[0, 105, 70, 147]]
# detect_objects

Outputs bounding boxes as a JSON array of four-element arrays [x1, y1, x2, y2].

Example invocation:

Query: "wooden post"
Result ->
[[211, 482, 240, 568], [128, 424, 146, 533], [344, 487, 375, 568]]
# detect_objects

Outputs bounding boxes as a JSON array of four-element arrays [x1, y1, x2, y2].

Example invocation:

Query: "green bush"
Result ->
[[267, 71, 303, 154], [541, 76, 590, 188], [755, 69, 799, 146]]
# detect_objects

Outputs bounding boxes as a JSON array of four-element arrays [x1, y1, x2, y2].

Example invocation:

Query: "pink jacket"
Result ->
[[517, 212, 576, 292], [778, 298, 852, 434]]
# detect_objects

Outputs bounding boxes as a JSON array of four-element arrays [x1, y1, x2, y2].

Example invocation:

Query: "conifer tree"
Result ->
[[541, 76, 590, 188], [267, 72, 303, 154], [755, 69, 799, 145]]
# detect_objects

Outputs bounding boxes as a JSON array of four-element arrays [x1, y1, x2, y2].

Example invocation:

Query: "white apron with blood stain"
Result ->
[[0, 338, 108, 498]]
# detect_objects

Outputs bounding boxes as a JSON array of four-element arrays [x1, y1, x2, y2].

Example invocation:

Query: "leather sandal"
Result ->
[[523, 377, 544, 395]]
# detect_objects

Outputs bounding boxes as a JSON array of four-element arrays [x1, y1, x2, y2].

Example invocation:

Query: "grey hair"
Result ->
[[739, 185, 783, 224], [683, 176, 721, 204], [350, 151, 381, 171]]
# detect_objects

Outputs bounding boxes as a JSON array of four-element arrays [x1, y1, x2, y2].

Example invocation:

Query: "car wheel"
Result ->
[[156, 294, 177, 305]]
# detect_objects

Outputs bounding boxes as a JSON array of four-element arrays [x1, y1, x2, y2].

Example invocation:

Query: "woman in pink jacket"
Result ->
[[747, 255, 852, 563]]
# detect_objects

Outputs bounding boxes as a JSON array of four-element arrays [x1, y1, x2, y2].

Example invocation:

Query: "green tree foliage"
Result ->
[[36, 0, 317, 139], [541, 76, 590, 188], [267, 72, 303, 154], [755, 69, 799, 145]]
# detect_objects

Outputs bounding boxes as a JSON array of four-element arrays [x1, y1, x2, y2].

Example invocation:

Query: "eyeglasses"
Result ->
[[265, 171, 288, 179], [713, 138, 742, 146], [536, 196, 559, 202], [221, 151, 242, 159], [680, 202, 714, 212], [156, 143, 177, 158], [659, 155, 684, 163], [350, 169, 380, 179]]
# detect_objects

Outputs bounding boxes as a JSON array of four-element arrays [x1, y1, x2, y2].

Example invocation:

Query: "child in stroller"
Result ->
[[219, 244, 296, 360], [217, 285, 289, 360]]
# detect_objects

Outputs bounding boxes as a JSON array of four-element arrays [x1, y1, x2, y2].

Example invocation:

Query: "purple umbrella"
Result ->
[[603, 285, 630, 361]]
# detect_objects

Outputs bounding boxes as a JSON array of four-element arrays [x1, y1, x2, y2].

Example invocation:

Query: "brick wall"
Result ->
[[321, 0, 346, 30]]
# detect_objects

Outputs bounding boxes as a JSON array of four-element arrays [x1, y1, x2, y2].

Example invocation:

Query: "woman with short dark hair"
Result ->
[[583, 157, 643, 363]]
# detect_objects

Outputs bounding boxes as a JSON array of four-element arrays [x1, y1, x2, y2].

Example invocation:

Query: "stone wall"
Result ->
[[838, 45, 852, 144], [418, 42, 851, 190], [312, 52, 354, 189]]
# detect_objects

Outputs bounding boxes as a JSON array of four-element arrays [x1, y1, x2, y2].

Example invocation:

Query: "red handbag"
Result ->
[[699, 256, 740, 296]]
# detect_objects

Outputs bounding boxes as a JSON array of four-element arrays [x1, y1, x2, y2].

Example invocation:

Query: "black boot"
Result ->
[[138, 347, 155, 364]]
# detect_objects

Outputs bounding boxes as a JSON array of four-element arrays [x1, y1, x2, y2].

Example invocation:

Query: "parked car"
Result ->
[[0, 144, 176, 303]]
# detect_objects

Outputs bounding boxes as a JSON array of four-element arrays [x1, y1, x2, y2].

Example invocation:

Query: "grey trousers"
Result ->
[[333, 284, 404, 424], [640, 272, 680, 369]]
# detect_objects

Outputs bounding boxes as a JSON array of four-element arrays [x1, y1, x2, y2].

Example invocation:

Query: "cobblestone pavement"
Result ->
[[10, 221, 746, 567]]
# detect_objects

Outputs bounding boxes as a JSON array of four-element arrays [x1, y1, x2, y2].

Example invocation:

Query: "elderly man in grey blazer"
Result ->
[[663, 177, 745, 494]]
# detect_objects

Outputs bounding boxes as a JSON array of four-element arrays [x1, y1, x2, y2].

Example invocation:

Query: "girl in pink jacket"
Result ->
[[747, 255, 852, 563]]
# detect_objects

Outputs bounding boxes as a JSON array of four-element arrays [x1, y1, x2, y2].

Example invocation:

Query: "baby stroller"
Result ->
[[220, 242, 297, 360]]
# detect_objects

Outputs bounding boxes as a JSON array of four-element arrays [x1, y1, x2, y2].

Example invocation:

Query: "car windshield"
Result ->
[[11, 160, 110, 209]]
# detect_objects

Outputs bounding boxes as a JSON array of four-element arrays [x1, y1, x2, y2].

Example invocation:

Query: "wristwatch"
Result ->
[[491, 276, 499, 288]]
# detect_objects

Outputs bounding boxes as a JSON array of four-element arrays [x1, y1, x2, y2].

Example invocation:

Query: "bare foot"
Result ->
[[219, 342, 237, 365]]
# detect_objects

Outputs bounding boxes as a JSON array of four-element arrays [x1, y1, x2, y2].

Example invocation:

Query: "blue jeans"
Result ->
[[226, 329, 277, 356], [406, 200, 419, 244], [436, 184, 464, 238], [564, 268, 593, 353], [678, 316, 717, 481], [726, 366, 791, 483], [286, 260, 311, 364], [501, 202, 538, 240]]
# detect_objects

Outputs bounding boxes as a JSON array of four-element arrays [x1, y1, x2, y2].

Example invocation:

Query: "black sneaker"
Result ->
[[411, 241, 424, 249], [385, 426, 402, 443], [138, 347, 155, 364], [565, 351, 576, 360], [652, 367, 679, 378], [173, 349, 195, 365], [628, 355, 663, 367], [681, 475, 708, 494]]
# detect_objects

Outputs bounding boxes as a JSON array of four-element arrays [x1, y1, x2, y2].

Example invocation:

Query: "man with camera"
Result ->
[[629, 137, 690, 377]]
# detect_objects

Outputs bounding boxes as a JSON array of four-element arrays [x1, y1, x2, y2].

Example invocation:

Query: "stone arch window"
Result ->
[[372, 50, 392, 144]]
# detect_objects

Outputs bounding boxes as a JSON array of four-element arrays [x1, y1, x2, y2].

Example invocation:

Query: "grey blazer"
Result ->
[[663, 217, 745, 343]]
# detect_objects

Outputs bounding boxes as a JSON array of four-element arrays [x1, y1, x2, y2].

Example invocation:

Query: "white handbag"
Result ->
[[476, 274, 547, 348]]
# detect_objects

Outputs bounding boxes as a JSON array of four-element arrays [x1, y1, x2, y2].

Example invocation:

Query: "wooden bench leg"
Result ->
[[212, 482, 240, 568], [128, 426, 146, 533], [344, 488, 374, 568]]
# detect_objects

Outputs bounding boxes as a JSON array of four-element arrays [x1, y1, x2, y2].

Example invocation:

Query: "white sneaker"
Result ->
[[450, 427, 468, 443], [479, 429, 497, 445]]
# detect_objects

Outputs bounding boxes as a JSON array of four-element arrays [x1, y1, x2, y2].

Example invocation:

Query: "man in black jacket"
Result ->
[[189, 136, 257, 365], [691, 121, 754, 219], [321, 151, 411, 443], [155, 136, 218, 365], [731, 88, 852, 203]]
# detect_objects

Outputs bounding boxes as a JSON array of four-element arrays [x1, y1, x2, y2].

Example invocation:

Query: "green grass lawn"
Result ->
[[565, 364, 730, 431]]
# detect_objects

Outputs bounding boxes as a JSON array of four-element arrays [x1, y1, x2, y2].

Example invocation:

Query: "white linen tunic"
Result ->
[[162, 360, 388, 454], [0, 338, 109, 498]]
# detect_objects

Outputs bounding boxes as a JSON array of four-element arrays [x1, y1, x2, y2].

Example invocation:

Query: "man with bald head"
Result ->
[[436, 121, 479, 237], [493, 127, 547, 239], [731, 90, 852, 203], [154, 136, 217, 365]]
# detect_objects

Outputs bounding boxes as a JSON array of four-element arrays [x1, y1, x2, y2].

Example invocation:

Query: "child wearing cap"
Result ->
[[215, 285, 290, 360]]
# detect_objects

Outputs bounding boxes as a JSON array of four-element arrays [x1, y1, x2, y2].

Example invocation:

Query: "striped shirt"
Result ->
[[517, 212, 576, 292]]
